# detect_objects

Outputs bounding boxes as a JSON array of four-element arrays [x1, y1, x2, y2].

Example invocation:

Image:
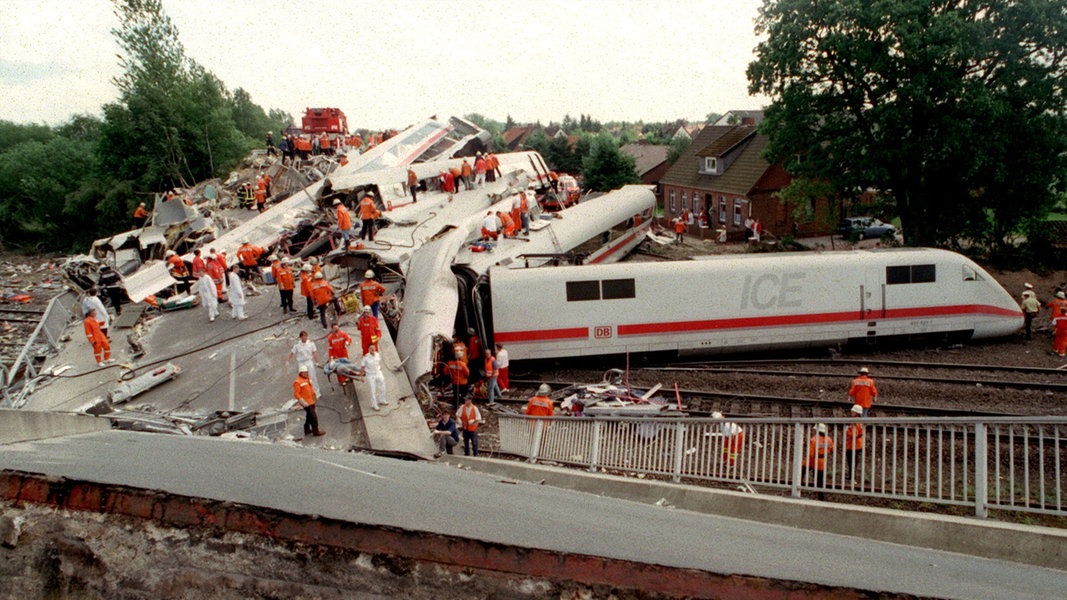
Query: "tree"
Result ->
[[747, 0, 1067, 250], [99, 0, 248, 191], [666, 136, 691, 166], [581, 132, 640, 192]]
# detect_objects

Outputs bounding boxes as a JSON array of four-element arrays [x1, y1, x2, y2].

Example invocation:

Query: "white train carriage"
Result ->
[[487, 248, 1023, 361]]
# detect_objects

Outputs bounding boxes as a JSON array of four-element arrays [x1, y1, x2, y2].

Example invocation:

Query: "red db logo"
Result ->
[[594, 326, 612, 339]]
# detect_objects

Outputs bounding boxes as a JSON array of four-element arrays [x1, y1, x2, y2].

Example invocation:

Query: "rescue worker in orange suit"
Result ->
[[474, 154, 487, 187], [293, 365, 325, 438], [525, 384, 555, 417], [804, 423, 834, 500], [191, 249, 207, 279], [407, 167, 418, 203], [486, 152, 499, 182], [848, 367, 878, 416], [324, 323, 353, 384], [445, 357, 469, 409], [1048, 291, 1067, 329], [712, 412, 744, 468], [497, 211, 516, 238], [276, 258, 296, 314], [164, 250, 192, 294], [460, 159, 473, 191], [457, 396, 483, 456], [358, 191, 378, 241], [359, 269, 387, 318], [673, 216, 687, 245], [334, 198, 355, 248], [297, 263, 314, 320], [132, 202, 149, 228], [844, 404, 865, 485], [309, 272, 340, 329], [84, 308, 111, 367], [236, 239, 266, 281], [1053, 306, 1067, 357], [467, 329, 483, 381], [356, 306, 381, 355], [254, 183, 266, 212], [205, 253, 226, 300]]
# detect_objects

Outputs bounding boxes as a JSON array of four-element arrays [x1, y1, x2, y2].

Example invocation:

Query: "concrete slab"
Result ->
[[0, 409, 110, 444]]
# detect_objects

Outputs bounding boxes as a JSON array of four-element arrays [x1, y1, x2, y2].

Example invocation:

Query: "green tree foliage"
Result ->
[[748, 0, 1067, 250], [666, 135, 691, 166], [99, 0, 248, 192], [581, 132, 640, 192], [0, 120, 52, 153]]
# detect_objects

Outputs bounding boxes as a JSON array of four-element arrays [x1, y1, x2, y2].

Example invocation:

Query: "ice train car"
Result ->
[[485, 248, 1023, 361]]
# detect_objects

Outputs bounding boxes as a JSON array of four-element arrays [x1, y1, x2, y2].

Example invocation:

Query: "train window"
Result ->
[[912, 264, 936, 283], [566, 280, 600, 301], [601, 278, 635, 300], [887, 264, 937, 285], [962, 265, 982, 281]]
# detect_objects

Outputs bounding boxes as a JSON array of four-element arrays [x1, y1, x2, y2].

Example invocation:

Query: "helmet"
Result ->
[[310, 257, 319, 265], [241, 238, 249, 244], [332, 199, 341, 205], [301, 264, 312, 272], [858, 367, 869, 374], [1024, 283, 1034, 289], [1058, 291, 1066, 299], [537, 383, 551, 395], [268, 254, 278, 261], [366, 191, 375, 197], [815, 423, 828, 434], [364, 270, 374, 279], [139, 202, 145, 206], [298, 365, 309, 373], [850, 404, 863, 415], [165, 250, 176, 257], [711, 411, 724, 419], [362, 306, 371, 313], [314, 272, 324, 279]]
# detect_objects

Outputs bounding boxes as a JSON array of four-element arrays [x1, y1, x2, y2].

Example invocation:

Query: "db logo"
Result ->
[[594, 326, 612, 339]]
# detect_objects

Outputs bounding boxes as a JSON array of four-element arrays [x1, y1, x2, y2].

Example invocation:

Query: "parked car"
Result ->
[[837, 217, 897, 240]]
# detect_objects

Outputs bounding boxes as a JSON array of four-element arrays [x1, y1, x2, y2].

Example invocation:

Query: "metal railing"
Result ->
[[2, 290, 79, 407], [498, 414, 1067, 518]]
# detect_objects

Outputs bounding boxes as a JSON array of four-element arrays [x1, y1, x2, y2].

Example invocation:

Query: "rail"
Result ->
[[497, 414, 1067, 518], [2, 290, 79, 407]]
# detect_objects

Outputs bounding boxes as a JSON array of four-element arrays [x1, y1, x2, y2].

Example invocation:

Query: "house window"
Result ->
[[704, 157, 718, 174], [669, 189, 676, 213], [682, 191, 688, 211], [733, 201, 742, 226], [719, 196, 726, 222]]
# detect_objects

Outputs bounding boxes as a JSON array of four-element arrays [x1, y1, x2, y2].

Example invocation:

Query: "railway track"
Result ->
[[504, 378, 1021, 418]]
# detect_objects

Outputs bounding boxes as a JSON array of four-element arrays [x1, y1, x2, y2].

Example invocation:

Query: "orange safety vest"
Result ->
[[458, 403, 480, 431], [806, 434, 834, 470], [849, 375, 878, 409], [358, 197, 377, 220], [407, 169, 417, 187], [293, 375, 316, 406], [446, 360, 469, 385], [237, 244, 263, 266], [484, 354, 496, 378], [337, 205, 353, 230], [310, 278, 334, 306], [845, 422, 864, 450], [277, 266, 295, 291], [359, 279, 385, 306], [525, 395, 553, 417], [327, 330, 351, 358], [461, 161, 472, 177], [166, 255, 188, 277], [299, 271, 313, 297]]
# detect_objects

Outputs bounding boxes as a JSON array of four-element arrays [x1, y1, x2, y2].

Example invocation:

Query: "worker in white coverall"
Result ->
[[286, 330, 320, 397], [197, 274, 219, 322], [359, 343, 388, 410], [226, 265, 247, 320]]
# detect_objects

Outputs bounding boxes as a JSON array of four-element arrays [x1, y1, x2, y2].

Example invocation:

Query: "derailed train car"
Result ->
[[484, 248, 1023, 361]]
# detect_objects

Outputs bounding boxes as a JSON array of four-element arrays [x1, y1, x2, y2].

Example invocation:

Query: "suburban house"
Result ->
[[619, 142, 669, 201], [502, 124, 538, 151], [658, 121, 833, 241]]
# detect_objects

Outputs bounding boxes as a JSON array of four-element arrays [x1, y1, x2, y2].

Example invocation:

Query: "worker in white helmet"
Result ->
[[358, 191, 378, 241], [525, 384, 554, 417], [804, 423, 834, 500], [359, 269, 387, 318], [712, 411, 744, 467]]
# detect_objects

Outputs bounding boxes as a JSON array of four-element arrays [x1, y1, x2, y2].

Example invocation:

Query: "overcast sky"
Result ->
[[0, 0, 769, 130]]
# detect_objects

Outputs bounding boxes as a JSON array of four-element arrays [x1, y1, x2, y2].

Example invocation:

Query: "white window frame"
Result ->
[[704, 157, 718, 174], [682, 191, 688, 211], [669, 189, 676, 213], [733, 201, 742, 226], [719, 196, 727, 223]]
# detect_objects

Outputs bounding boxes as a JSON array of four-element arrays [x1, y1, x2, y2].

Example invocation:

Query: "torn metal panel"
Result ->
[[153, 195, 200, 226]]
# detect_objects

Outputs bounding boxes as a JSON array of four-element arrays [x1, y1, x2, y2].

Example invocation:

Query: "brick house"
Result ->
[[659, 124, 833, 241]]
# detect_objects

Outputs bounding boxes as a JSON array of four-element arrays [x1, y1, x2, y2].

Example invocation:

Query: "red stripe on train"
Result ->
[[496, 304, 1021, 343]]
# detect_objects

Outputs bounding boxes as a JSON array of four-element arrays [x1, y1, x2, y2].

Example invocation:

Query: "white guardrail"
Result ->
[[498, 414, 1067, 518]]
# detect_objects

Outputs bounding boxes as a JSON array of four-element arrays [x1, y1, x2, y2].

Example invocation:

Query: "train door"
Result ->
[[860, 267, 885, 331]]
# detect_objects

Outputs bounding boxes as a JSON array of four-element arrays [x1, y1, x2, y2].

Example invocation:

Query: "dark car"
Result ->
[[837, 217, 897, 240]]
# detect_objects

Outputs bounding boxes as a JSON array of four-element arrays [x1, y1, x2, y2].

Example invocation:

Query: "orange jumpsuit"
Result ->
[[849, 375, 878, 412], [524, 395, 554, 417], [84, 315, 110, 363]]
